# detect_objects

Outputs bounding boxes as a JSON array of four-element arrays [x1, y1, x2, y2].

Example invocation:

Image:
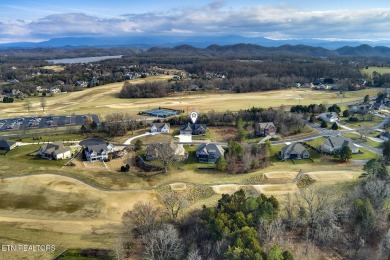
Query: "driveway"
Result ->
[[174, 134, 192, 143], [123, 132, 161, 145]]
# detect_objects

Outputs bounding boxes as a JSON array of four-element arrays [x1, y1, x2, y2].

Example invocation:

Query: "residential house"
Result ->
[[145, 142, 186, 161], [302, 83, 314, 88], [53, 80, 65, 86], [320, 136, 360, 154], [255, 122, 276, 137], [150, 123, 170, 133], [49, 87, 61, 94], [74, 81, 88, 88], [380, 132, 390, 142], [195, 143, 225, 163], [318, 112, 339, 123], [179, 123, 207, 135], [349, 103, 373, 114], [0, 139, 17, 151], [280, 143, 310, 160], [80, 138, 115, 162], [39, 142, 71, 160]]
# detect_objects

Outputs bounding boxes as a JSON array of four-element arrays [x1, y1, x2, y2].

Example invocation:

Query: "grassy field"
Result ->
[[340, 115, 383, 128], [361, 66, 390, 78], [0, 84, 381, 120], [352, 147, 379, 160]]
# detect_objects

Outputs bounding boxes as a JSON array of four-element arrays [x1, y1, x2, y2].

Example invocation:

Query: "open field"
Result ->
[[41, 65, 65, 71], [361, 66, 390, 78], [0, 84, 380, 120], [0, 174, 158, 234]]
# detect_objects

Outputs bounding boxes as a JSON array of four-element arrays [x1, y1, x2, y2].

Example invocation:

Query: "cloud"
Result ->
[[1, 3, 390, 42]]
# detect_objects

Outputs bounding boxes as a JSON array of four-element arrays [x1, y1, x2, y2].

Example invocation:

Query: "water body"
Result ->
[[47, 55, 123, 64]]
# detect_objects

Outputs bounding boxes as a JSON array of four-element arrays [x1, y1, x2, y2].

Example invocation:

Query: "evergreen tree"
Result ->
[[216, 156, 227, 171]]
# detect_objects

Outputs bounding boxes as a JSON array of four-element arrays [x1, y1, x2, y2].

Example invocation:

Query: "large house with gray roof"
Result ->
[[195, 143, 225, 163], [320, 136, 359, 154], [0, 139, 17, 151], [180, 123, 207, 135], [280, 143, 310, 160], [81, 138, 115, 162], [318, 112, 339, 123], [150, 123, 170, 133], [255, 122, 276, 137], [39, 142, 71, 160]]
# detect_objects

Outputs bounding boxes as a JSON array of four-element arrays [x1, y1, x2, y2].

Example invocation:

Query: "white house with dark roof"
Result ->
[[39, 142, 71, 160], [280, 143, 310, 160], [318, 112, 339, 123], [195, 143, 225, 163], [150, 123, 170, 133], [80, 139, 115, 162], [320, 136, 359, 154]]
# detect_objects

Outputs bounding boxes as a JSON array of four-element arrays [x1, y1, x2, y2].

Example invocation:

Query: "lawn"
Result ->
[[352, 147, 379, 160], [7, 132, 85, 143], [305, 137, 326, 149], [5, 144, 66, 167], [340, 115, 383, 128], [361, 66, 390, 78]]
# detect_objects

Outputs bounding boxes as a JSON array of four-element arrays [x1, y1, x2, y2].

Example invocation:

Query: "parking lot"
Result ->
[[0, 114, 100, 132]]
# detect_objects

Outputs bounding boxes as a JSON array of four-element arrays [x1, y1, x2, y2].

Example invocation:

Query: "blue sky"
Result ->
[[1, 0, 390, 43]]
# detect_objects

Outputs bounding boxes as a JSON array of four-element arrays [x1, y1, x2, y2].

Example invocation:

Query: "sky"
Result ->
[[1, 0, 390, 43]]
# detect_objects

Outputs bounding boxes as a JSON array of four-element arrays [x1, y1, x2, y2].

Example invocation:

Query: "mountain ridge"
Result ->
[[2, 36, 390, 57]]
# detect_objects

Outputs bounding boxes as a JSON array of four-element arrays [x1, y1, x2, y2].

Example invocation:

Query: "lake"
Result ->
[[46, 55, 123, 64]]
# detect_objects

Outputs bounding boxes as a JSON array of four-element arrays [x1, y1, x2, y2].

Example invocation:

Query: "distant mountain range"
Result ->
[[2, 35, 390, 57], [147, 43, 390, 58]]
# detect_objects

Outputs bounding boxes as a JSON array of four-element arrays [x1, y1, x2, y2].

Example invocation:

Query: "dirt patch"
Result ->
[[169, 183, 187, 191], [264, 171, 299, 181], [253, 183, 299, 195], [209, 126, 238, 142], [212, 184, 242, 194], [305, 171, 360, 181]]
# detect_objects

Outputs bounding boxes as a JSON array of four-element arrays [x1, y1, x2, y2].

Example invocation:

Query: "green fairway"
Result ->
[[361, 66, 390, 78]]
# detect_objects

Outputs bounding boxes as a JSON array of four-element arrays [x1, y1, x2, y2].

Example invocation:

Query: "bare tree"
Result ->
[[186, 247, 202, 260], [147, 142, 178, 173], [297, 185, 335, 236], [160, 190, 189, 221], [25, 100, 32, 112], [143, 223, 183, 260], [104, 112, 131, 136], [40, 97, 47, 112], [122, 201, 160, 237], [113, 235, 126, 260]]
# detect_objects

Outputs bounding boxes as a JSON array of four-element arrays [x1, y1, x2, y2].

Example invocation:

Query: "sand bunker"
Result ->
[[305, 171, 359, 181], [265, 171, 298, 180], [212, 184, 242, 195], [253, 183, 299, 195], [169, 183, 187, 191]]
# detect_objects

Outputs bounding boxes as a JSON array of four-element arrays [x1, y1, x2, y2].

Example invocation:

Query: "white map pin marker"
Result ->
[[190, 111, 198, 124]]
